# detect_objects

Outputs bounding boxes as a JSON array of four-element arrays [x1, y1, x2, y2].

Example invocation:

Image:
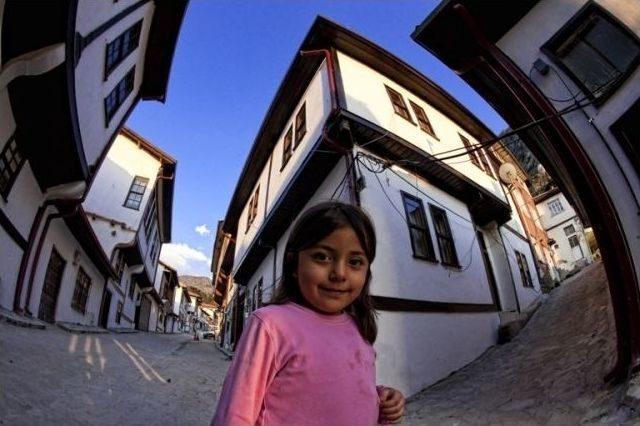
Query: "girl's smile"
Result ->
[[296, 226, 369, 315]]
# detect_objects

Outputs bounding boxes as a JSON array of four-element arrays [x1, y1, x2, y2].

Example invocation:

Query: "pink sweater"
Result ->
[[212, 302, 379, 425]]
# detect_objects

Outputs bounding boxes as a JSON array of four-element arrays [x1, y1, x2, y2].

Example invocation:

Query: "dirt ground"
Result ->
[[0, 327, 230, 426]]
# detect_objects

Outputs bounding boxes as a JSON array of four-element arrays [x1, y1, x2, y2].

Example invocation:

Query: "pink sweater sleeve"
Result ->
[[212, 315, 278, 426]]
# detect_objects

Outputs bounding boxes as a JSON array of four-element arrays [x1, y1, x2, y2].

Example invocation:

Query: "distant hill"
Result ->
[[179, 275, 214, 304]]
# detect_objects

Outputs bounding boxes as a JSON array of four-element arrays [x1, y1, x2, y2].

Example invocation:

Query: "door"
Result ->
[[233, 291, 245, 350], [98, 290, 112, 328], [568, 235, 584, 261], [38, 248, 66, 323], [477, 231, 501, 311], [138, 296, 151, 331]]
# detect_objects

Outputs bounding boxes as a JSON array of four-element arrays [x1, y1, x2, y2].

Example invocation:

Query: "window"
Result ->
[[563, 224, 576, 236], [401, 192, 436, 261], [281, 126, 293, 170], [459, 134, 484, 171], [294, 103, 306, 148], [104, 66, 135, 125], [105, 20, 142, 77], [385, 85, 413, 123], [611, 97, 640, 170], [547, 198, 564, 216], [409, 101, 437, 138], [478, 150, 496, 179], [245, 185, 260, 232], [0, 134, 25, 199], [71, 267, 92, 314], [515, 251, 533, 288], [542, 3, 640, 104], [115, 301, 123, 324], [114, 250, 126, 282], [128, 279, 136, 299], [149, 230, 160, 263], [124, 175, 148, 210], [143, 192, 157, 240], [253, 278, 263, 311], [429, 205, 459, 267], [568, 234, 580, 248]]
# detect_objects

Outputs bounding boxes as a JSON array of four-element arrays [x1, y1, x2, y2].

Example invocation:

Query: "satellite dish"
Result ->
[[499, 162, 518, 185]]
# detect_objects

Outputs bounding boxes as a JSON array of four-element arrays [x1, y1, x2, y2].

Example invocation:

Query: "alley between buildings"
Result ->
[[404, 261, 634, 425]]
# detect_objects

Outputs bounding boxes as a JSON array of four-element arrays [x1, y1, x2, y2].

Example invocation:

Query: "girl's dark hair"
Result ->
[[269, 201, 378, 344]]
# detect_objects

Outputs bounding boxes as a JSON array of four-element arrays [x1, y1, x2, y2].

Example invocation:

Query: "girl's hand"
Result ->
[[377, 386, 405, 424]]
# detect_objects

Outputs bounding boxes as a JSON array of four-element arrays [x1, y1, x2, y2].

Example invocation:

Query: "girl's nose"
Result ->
[[330, 261, 346, 281]]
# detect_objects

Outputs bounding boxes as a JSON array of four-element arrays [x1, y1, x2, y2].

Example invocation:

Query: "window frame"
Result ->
[[515, 251, 534, 288], [104, 20, 143, 80], [459, 134, 484, 172], [294, 103, 306, 148], [385, 85, 414, 123], [400, 191, 436, 262], [104, 66, 136, 126], [71, 266, 92, 314], [547, 198, 564, 216], [541, 2, 640, 106], [245, 185, 260, 233], [0, 133, 26, 200], [429, 204, 460, 268], [408, 100, 438, 139], [478, 149, 496, 179], [563, 224, 576, 236], [280, 126, 293, 171], [123, 175, 148, 210]]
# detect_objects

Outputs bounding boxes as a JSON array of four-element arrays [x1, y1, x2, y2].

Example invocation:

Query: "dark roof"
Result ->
[[412, 0, 540, 68], [223, 16, 507, 237], [120, 127, 176, 243], [139, 0, 189, 102], [56, 202, 116, 280]]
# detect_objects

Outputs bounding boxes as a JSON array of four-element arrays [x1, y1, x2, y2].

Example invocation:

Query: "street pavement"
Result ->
[[0, 326, 230, 425], [1, 261, 634, 425], [404, 261, 635, 425]]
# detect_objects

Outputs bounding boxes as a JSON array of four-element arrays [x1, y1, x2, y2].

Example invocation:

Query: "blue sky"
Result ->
[[127, 0, 507, 277]]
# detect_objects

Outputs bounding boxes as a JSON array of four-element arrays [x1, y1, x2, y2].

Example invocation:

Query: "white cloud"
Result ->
[[160, 243, 212, 277], [195, 224, 211, 236]]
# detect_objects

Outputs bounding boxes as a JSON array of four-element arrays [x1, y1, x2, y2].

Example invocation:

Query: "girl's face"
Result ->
[[295, 226, 370, 315]]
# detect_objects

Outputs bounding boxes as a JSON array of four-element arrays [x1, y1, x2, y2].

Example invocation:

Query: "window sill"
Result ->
[[412, 254, 438, 264]]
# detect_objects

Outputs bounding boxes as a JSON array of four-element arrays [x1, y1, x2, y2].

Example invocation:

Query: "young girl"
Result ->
[[212, 201, 405, 425]]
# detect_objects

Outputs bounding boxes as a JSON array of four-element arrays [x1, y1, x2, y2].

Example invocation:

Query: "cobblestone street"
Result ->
[[404, 262, 634, 425], [0, 327, 229, 426]]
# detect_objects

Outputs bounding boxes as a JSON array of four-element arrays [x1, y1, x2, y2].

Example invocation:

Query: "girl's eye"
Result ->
[[311, 252, 331, 262], [349, 257, 366, 268]]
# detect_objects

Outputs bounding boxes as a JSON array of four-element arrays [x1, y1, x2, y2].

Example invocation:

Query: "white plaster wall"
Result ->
[[28, 220, 105, 325], [536, 192, 578, 230], [358, 149, 494, 304], [376, 310, 498, 396], [0, 227, 22, 310], [480, 224, 519, 312], [235, 61, 332, 264], [547, 217, 593, 271], [0, 89, 42, 236], [75, 2, 154, 168], [75, 0, 142, 35], [500, 227, 542, 310], [497, 0, 640, 290], [84, 132, 161, 256], [336, 51, 506, 203], [147, 295, 158, 332]]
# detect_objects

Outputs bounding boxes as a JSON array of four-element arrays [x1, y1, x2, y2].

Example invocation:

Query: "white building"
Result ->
[[535, 188, 592, 276], [83, 128, 176, 330], [0, 0, 187, 325], [212, 18, 544, 396], [413, 0, 640, 381], [166, 283, 191, 333]]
